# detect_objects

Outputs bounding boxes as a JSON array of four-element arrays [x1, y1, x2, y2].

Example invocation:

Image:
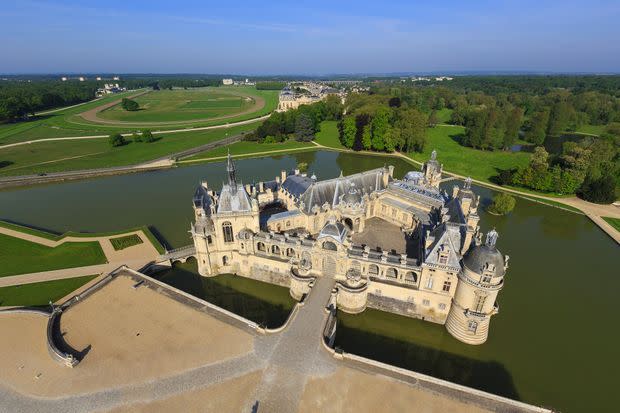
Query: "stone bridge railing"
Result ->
[[158, 245, 196, 261]]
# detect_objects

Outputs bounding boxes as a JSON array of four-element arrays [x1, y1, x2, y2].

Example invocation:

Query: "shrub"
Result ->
[[141, 129, 156, 143], [487, 193, 516, 215], [121, 98, 139, 111], [132, 132, 142, 143], [578, 173, 617, 204], [109, 133, 126, 147]]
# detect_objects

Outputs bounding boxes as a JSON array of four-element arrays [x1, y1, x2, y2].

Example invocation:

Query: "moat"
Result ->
[[0, 150, 617, 412]]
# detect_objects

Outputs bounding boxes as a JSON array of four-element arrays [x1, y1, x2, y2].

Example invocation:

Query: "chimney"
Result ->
[[281, 170, 287, 182], [201, 180, 208, 189], [259, 181, 264, 192], [294, 168, 300, 175]]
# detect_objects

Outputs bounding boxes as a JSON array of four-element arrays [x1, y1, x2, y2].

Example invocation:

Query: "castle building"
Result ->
[[191, 151, 509, 345]]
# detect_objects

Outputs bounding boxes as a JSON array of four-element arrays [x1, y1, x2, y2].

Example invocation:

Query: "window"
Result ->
[[257, 242, 266, 252], [423, 299, 430, 306], [439, 303, 447, 311], [271, 245, 280, 255], [404, 271, 418, 283], [222, 256, 229, 265], [474, 294, 487, 312], [439, 254, 448, 264], [207, 235, 212, 245], [442, 281, 451, 292], [482, 275, 492, 283], [386, 268, 398, 279], [468, 320, 478, 333], [322, 241, 337, 251], [368, 264, 379, 276], [425, 276, 434, 290], [286, 248, 295, 257], [222, 222, 234, 243]]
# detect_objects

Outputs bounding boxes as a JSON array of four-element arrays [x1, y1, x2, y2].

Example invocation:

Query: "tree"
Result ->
[[547, 101, 572, 136], [340, 116, 356, 148], [371, 107, 391, 151], [121, 98, 139, 111], [428, 110, 439, 127], [297, 162, 308, 173], [503, 107, 523, 149], [524, 109, 549, 145], [295, 113, 314, 142], [132, 132, 142, 143], [578, 173, 617, 204], [141, 129, 156, 143], [109, 133, 126, 147], [323, 95, 344, 120], [487, 193, 516, 215], [361, 124, 372, 150], [395, 108, 427, 152]]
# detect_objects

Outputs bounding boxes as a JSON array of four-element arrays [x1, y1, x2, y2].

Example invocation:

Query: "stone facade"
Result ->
[[191, 150, 509, 345]]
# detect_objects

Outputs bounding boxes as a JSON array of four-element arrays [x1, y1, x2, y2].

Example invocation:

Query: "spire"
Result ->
[[485, 228, 498, 248], [430, 149, 437, 161], [226, 149, 237, 194]]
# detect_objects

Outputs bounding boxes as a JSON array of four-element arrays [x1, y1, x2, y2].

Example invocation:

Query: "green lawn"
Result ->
[[0, 275, 97, 307], [109, 234, 143, 250], [409, 125, 531, 183], [315, 120, 345, 149], [0, 233, 107, 277], [435, 108, 453, 123], [98, 88, 256, 123], [0, 221, 166, 254], [574, 124, 606, 136], [0, 123, 257, 176], [0, 87, 278, 145], [183, 138, 314, 161], [603, 217, 620, 232]]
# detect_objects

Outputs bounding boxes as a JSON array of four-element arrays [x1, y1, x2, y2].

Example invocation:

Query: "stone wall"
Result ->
[[240, 265, 291, 288]]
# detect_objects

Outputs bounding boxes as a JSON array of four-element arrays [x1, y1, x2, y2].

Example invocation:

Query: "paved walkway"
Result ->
[[254, 276, 336, 412], [0, 227, 160, 287]]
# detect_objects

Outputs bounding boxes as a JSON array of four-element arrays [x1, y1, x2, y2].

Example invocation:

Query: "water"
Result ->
[[153, 260, 294, 328], [0, 150, 617, 412]]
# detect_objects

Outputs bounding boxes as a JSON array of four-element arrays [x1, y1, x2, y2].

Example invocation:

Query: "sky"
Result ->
[[1, 0, 619, 75]]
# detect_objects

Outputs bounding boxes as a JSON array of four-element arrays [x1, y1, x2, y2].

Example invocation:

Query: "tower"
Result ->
[[422, 150, 443, 188], [226, 150, 237, 194], [445, 229, 508, 345]]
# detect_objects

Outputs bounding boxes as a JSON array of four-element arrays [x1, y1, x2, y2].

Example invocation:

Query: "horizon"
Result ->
[[2, 0, 619, 74]]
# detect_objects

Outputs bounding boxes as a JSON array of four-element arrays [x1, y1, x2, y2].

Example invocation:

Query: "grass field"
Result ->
[[314, 120, 345, 149], [602, 217, 620, 232], [0, 233, 106, 277], [184, 139, 314, 161], [435, 108, 453, 123], [0, 221, 166, 253], [0, 87, 278, 145], [408, 125, 531, 183], [98, 89, 257, 123], [0, 275, 97, 307], [109, 234, 143, 250], [0, 123, 257, 176]]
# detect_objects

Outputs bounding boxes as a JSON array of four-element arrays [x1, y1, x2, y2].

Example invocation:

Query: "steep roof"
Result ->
[[424, 223, 463, 270]]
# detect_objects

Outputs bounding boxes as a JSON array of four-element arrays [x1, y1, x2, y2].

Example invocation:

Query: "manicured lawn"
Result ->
[[314, 120, 345, 149], [183, 139, 314, 161], [435, 108, 453, 123], [0, 275, 97, 307], [0, 123, 257, 176], [408, 125, 531, 183], [0, 233, 107, 277], [98, 88, 256, 123], [109, 234, 143, 250], [574, 124, 606, 136], [603, 217, 620, 232]]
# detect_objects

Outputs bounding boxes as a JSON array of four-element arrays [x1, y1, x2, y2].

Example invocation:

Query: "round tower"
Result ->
[[445, 229, 508, 345]]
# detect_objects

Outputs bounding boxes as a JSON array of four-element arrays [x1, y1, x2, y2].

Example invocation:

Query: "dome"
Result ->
[[463, 230, 505, 277], [342, 182, 362, 205]]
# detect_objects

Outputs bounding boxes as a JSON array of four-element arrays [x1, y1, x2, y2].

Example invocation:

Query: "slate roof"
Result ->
[[217, 184, 252, 213], [281, 175, 314, 198], [424, 223, 464, 270], [463, 244, 506, 277]]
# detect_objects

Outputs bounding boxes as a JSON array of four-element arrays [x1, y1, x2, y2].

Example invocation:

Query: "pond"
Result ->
[[0, 150, 617, 412], [153, 259, 295, 329]]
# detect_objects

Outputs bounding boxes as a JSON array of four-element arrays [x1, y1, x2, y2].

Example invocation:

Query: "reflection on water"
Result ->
[[154, 259, 295, 329]]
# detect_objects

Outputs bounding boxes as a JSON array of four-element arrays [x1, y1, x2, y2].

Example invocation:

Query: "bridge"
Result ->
[[158, 245, 196, 263]]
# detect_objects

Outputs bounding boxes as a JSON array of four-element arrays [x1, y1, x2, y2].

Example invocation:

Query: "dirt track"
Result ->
[[78, 89, 267, 126]]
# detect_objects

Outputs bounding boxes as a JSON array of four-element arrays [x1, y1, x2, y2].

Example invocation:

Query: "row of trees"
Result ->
[[496, 136, 618, 202], [0, 81, 99, 122], [245, 95, 343, 143], [108, 130, 158, 147]]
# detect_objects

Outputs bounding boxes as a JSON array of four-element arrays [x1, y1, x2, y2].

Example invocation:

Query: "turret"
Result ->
[[445, 229, 507, 345], [422, 150, 443, 188]]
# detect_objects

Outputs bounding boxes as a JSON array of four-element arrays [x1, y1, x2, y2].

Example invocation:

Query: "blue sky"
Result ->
[[1, 0, 619, 74]]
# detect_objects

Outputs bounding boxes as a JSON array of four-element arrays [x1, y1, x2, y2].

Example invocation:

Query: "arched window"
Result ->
[[222, 222, 234, 243], [322, 241, 337, 251], [286, 247, 295, 257], [404, 271, 418, 283], [468, 320, 478, 333], [386, 267, 398, 279], [368, 264, 379, 276], [207, 235, 212, 245], [257, 242, 266, 252], [271, 245, 280, 255], [222, 256, 229, 265]]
